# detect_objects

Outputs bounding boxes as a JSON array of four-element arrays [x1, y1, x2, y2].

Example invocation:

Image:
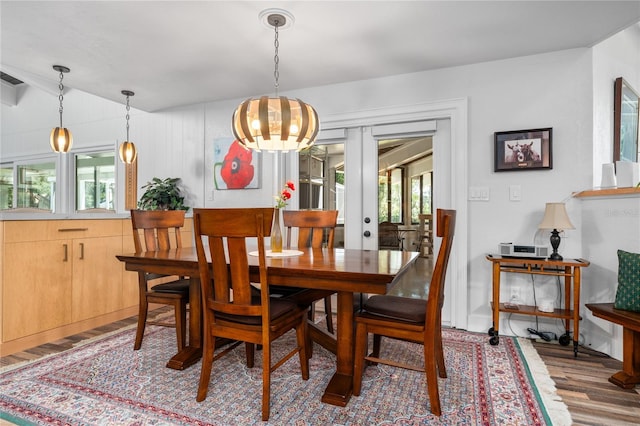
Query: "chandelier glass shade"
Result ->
[[119, 141, 137, 164], [232, 10, 318, 152], [232, 95, 318, 152], [50, 127, 73, 153], [50, 65, 73, 153]]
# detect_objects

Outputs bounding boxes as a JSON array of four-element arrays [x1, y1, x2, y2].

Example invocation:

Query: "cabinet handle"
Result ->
[[63, 244, 68, 262], [58, 228, 89, 232], [79, 242, 84, 260]]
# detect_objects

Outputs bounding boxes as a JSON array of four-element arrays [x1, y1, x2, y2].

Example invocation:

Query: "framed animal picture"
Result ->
[[494, 127, 552, 172]]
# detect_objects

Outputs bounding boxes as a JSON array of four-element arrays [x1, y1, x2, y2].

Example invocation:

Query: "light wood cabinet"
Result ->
[[2, 220, 125, 342], [1, 217, 194, 353], [71, 234, 125, 322], [3, 239, 73, 340]]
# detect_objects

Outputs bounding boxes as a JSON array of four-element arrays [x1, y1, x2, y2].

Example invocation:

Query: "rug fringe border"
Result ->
[[516, 338, 573, 426]]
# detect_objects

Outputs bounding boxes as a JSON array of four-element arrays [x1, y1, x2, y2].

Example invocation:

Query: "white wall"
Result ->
[[2, 27, 639, 359], [581, 25, 640, 360], [592, 23, 640, 185]]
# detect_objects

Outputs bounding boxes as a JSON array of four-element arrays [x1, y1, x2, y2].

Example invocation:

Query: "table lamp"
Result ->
[[538, 202, 575, 261]]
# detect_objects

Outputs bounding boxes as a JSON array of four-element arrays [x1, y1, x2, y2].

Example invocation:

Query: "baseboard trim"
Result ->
[[1, 306, 139, 356]]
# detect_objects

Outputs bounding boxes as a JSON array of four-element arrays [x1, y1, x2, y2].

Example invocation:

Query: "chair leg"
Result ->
[[134, 296, 149, 350], [372, 334, 381, 357], [246, 342, 255, 368], [324, 296, 334, 333], [261, 341, 271, 421], [353, 321, 367, 396], [174, 299, 187, 352], [196, 333, 215, 402], [435, 332, 447, 378], [424, 345, 441, 416]]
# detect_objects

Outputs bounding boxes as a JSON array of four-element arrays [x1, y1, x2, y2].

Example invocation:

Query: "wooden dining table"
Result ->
[[117, 246, 417, 407]]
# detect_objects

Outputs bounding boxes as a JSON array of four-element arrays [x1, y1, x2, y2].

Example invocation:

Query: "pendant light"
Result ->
[[50, 65, 73, 153], [118, 90, 138, 164], [232, 9, 319, 152]]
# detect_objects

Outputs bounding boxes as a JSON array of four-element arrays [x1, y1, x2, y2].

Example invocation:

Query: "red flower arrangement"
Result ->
[[274, 181, 295, 208]]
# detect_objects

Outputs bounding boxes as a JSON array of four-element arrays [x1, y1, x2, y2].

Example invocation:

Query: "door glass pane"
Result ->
[[299, 143, 345, 247], [16, 161, 56, 210], [378, 173, 389, 222], [411, 176, 420, 223], [0, 165, 13, 210], [76, 152, 115, 211], [422, 172, 432, 214], [390, 168, 402, 223]]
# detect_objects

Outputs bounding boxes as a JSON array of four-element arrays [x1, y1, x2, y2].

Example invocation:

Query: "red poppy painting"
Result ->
[[213, 138, 260, 189]]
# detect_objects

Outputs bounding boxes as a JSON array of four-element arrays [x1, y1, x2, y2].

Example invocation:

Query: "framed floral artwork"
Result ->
[[213, 138, 261, 189]]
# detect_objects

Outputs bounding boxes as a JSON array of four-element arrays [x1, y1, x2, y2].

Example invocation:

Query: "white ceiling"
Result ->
[[2, 1, 639, 112]]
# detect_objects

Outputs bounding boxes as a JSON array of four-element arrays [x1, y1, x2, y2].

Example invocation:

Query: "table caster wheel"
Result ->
[[489, 335, 499, 345], [559, 334, 571, 346], [488, 327, 496, 336]]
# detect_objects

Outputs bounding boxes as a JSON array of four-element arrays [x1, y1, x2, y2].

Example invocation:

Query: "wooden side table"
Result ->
[[486, 254, 590, 356]]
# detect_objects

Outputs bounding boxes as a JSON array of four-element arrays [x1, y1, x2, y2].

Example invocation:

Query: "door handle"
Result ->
[[63, 244, 68, 262], [79, 243, 84, 260]]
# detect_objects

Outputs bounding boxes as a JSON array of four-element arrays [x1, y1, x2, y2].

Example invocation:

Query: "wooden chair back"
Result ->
[[426, 209, 456, 326], [283, 210, 338, 249], [131, 209, 186, 252], [193, 207, 273, 319], [378, 221, 402, 250]]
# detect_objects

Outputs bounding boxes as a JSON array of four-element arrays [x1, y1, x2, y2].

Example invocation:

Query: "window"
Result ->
[[75, 152, 115, 211], [411, 172, 432, 224], [378, 168, 403, 223], [17, 161, 57, 210], [0, 165, 13, 209]]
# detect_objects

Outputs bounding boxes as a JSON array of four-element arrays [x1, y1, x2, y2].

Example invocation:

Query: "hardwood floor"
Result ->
[[533, 339, 640, 426]]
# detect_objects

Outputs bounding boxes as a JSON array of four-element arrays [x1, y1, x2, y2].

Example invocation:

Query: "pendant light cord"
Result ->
[[57, 70, 65, 128], [273, 18, 280, 97], [125, 94, 131, 140]]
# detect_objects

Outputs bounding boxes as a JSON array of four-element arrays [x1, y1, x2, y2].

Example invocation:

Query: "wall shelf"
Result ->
[[574, 187, 640, 198]]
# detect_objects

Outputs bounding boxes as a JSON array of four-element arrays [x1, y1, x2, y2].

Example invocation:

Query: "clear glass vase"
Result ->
[[271, 208, 283, 253]]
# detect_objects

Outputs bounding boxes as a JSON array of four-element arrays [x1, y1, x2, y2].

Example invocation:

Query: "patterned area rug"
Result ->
[[0, 323, 571, 425]]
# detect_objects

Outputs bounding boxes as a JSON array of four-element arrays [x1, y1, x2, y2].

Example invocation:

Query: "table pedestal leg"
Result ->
[[321, 291, 354, 406]]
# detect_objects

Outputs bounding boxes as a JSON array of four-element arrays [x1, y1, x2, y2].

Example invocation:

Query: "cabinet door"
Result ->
[[71, 236, 124, 322], [3, 240, 72, 340]]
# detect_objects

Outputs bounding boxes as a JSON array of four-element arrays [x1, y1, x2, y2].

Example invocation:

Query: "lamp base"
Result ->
[[548, 252, 563, 261], [548, 228, 563, 261]]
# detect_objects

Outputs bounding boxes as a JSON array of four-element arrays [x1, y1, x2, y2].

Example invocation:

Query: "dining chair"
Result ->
[[276, 210, 339, 333], [193, 207, 309, 421], [378, 221, 404, 250], [130, 209, 190, 352], [353, 209, 456, 416]]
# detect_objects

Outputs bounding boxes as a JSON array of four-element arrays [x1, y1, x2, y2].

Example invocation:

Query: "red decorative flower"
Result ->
[[275, 180, 295, 208], [220, 140, 254, 189]]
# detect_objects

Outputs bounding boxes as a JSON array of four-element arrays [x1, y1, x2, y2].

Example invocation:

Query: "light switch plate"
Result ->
[[469, 186, 490, 201], [509, 185, 521, 201]]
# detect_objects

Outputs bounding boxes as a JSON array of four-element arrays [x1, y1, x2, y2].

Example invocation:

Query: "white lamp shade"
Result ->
[[50, 127, 73, 153], [538, 202, 575, 230], [232, 96, 319, 152], [119, 141, 137, 164]]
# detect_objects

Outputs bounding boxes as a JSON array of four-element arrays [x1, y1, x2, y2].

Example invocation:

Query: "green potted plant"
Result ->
[[137, 177, 189, 211]]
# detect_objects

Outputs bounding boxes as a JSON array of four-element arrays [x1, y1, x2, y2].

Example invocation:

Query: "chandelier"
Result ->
[[231, 10, 318, 152], [118, 90, 138, 164]]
